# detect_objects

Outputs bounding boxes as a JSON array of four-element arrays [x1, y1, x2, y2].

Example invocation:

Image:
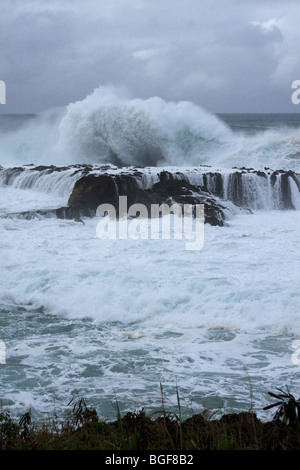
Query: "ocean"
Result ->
[[0, 86, 300, 422]]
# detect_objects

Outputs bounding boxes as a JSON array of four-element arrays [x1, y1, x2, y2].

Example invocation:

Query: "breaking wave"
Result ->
[[1, 85, 300, 170]]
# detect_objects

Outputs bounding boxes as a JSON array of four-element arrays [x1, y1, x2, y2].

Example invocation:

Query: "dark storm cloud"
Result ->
[[0, 0, 299, 113]]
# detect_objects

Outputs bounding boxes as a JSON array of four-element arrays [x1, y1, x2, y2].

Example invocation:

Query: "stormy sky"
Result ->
[[0, 0, 299, 114]]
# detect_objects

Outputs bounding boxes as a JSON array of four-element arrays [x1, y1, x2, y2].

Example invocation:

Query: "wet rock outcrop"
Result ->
[[67, 170, 235, 226]]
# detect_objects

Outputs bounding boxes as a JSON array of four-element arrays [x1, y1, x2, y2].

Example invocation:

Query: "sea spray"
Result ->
[[1, 85, 299, 170], [0, 105, 300, 420], [57, 85, 232, 167]]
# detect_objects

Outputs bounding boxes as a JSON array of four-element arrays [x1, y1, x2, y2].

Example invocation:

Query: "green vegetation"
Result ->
[[1, 388, 300, 450]]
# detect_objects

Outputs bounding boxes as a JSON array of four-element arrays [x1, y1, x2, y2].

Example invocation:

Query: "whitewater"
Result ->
[[0, 86, 300, 421], [1, 85, 300, 170]]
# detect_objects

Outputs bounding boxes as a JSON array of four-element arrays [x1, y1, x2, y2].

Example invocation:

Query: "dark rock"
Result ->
[[280, 170, 300, 210], [202, 172, 223, 198], [68, 174, 119, 210], [2, 164, 299, 224], [1, 167, 25, 185], [269, 169, 300, 209], [227, 172, 243, 206], [1, 207, 95, 220], [67, 170, 230, 226], [256, 171, 267, 178]]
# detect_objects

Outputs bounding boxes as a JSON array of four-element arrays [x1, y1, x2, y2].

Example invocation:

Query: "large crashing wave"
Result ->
[[1, 85, 300, 170], [57, 85, 231, 167]]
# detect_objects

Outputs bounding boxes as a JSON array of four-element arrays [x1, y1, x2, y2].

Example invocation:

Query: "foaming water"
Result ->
[[1, 86, 300, 170], [1, 212, 299, 332], [0, 211, 299, 419], [0, 109, 65, 165], [1, 87, 300, 421], [57, 86, 232, 167]]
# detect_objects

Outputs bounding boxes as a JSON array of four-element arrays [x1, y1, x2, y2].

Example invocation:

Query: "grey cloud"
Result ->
[[0, 0, 299, 113], [218, 22, 282, 49]]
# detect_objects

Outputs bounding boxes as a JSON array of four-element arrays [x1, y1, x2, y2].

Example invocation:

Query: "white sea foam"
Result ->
[[1, 214, 300, 334], [1, 88, 300, 420], [0, 210, 299, 418], [1, 85, 300, 170]]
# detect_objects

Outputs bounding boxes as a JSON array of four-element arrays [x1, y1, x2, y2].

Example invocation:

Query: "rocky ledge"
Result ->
[[1, 164, 299, 224], [66, 170, 241, 226]]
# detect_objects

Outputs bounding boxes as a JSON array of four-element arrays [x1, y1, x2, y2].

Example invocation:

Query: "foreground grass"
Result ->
[[1, 398, 300, 450]]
